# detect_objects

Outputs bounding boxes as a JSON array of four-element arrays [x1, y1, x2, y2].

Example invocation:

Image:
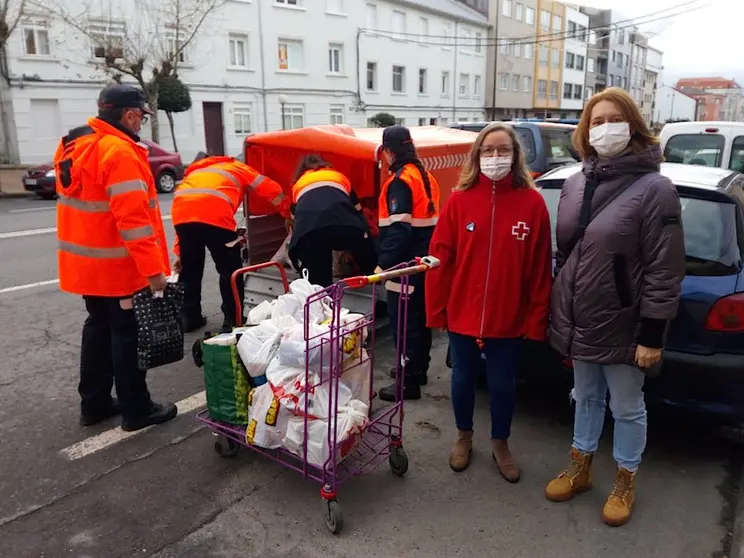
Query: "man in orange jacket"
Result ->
[[171, 153, 291, 331], [55, 84, 177, 432]]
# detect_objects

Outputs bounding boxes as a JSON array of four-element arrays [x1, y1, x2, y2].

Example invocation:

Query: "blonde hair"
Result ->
[[456, 123, 535, 191], [573, 86, 659, 159]]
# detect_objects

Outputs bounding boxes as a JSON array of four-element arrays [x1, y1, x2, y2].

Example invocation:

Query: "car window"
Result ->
[[513, 128, 536, 164], [538, 183, 741, 275], [540, 127, 579, 166], [664, 134, 725, 167], [730, 136, 744, 173]]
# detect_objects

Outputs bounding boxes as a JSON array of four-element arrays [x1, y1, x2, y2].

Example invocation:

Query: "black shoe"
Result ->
[[183, 315, 207, 333], [121, 401, 178, 432], [378, 382, 421, 402], [387, 366, 428, 386], [80, 398, 121, 427], [220, 316, 247, 332]]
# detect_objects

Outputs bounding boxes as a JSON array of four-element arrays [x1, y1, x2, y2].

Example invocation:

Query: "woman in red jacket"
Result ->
[[426, 123, 553, 482]]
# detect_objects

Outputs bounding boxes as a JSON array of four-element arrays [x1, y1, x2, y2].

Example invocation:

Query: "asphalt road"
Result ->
[[0, 194, 740, 558]]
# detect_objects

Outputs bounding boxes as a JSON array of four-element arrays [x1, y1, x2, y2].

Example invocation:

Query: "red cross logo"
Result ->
[[511, 221, 530, 241]]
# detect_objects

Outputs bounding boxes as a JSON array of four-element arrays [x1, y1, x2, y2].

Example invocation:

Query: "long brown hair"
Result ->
[[455, 123, 535, 191], [573, 86, 659, 159], [293, 154, 331, 183]]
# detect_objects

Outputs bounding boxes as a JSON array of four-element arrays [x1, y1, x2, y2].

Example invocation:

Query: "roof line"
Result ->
[[387, 0, 491, 28]]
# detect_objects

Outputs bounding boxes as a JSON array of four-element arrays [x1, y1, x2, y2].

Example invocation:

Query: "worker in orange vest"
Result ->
[[376, 126, 441, 402], [55, 84, 177, 432], [288, 154, 377, 287], [171, 153, 291, 331]]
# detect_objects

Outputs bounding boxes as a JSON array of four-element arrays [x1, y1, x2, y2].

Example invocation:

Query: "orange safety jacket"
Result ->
[[54, 117, 170, 298], [291, 168, 352, 205], [171, 156, 289, 256]]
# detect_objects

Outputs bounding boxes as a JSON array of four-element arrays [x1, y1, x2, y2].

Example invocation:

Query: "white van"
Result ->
[[659, 121, 744, 172]]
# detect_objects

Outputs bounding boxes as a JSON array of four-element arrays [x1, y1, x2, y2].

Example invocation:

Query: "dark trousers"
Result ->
[[290, 225, 378, 288], [80, 296, 151, 421], [387, 283, 432, 386], [175, 223, 244, 325], [448, 332, 522, 440]]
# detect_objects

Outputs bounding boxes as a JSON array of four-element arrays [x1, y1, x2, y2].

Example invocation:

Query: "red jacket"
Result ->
[[425, 173, 553, 341]]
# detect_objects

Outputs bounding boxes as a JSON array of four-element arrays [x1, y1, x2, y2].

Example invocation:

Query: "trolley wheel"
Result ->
[[389, 446, 409, 477], [192, 338, 204, 368], [214, 436, 240, 458], [322, 499, 344, 534]]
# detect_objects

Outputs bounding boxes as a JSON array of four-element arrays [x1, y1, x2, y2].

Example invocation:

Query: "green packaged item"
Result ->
[[202, 341, 251, 425]]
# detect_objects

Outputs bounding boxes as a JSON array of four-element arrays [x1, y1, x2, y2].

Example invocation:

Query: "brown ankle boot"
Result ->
[[491, 439, 520, 483], [602, 467, 636, 527], [449, 430, 473, 472], [545, 447, 593, 502]]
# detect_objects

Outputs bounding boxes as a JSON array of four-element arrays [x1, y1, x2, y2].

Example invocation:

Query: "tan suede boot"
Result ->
[[602, 467, 636, 527], [491, 439, 520, 483], [545, 447, 593, 502], [449, 430, 473, 472]]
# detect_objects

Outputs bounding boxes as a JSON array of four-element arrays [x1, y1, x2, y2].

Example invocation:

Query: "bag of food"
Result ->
[[245, 383, 291, 449], [341, 352, 372, 410], [278, 321, 333, 373], [202, 335, 251, 425], [236, 321, 282, 378], [247, 300, 276, 325]]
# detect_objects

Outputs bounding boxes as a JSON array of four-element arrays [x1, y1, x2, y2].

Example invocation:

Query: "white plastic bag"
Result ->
[[289, 270, 330, 324], [271, 292, 305, 323], [245, 383, 291, 449], [247, 300, 276, 325], [265, 356, 303, 391], [278, 321, 333, 372], [237, 322, 282, 378], [341, 354, 372, 410]]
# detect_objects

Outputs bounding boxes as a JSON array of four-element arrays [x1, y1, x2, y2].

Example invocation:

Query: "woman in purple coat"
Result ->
[[545, 87, 686, 526]]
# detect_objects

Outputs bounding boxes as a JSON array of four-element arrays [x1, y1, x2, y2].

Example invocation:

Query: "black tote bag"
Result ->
[[133, 282, 185, 370]]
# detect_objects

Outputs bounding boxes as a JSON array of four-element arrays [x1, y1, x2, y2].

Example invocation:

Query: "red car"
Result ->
[[22, 140, 185, 199]]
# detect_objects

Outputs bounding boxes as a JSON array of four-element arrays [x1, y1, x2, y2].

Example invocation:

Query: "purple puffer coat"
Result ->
[[549, 144, 686, 365]]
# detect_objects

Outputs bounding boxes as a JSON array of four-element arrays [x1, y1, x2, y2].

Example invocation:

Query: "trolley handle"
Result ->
[[230, 260, 291, 326], [342, 256, 441, 289]]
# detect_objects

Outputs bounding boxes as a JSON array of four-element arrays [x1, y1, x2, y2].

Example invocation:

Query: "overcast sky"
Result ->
[[578, 0, 742, 86]]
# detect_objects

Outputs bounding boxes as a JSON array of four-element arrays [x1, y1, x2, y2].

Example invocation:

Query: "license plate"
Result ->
[[25, 179, 37, 185]]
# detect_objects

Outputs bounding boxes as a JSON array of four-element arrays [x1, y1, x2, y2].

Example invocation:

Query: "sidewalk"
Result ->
[[0, 166, 33, 198]]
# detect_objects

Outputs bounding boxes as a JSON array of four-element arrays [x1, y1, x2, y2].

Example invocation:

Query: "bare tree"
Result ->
[[37, 0, 223, 143], [0, 0, 26, 82]]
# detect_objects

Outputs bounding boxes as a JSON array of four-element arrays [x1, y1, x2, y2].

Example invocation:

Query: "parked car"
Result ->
[[660, 121, 744, 173], [449, 121, 580, 177], [532, 162, 744, 421], [22, 139, 184, 199]]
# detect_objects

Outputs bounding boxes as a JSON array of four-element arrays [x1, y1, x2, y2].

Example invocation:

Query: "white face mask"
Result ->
[[589, 122, 631, 158], [480, 156, 512, 181]]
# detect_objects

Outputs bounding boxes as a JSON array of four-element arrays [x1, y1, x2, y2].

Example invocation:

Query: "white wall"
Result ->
[[654, 86, 697, 123], [4, 0, 487, 164], [560, 6, 588, 112]]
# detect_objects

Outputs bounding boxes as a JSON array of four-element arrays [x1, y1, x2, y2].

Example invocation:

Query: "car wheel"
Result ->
[[38, 192, 57, 200], [157, 171, 177, 194]]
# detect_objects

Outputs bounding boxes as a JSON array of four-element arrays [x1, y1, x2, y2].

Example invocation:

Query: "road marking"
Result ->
[[0, 279, 60, 294], [0, 215, 172, 240], [9, 206, 56, 214], [59, 390, 207, 460]]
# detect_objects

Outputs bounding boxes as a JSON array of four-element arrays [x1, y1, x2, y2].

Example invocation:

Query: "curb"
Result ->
[[0, 191, 37, 199], [730, 456, 744, 558]]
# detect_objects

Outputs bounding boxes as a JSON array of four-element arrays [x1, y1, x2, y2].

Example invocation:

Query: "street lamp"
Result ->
[[278, 93, 288, 130]]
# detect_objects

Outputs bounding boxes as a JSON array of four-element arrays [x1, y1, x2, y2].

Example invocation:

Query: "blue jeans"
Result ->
[[572, 360, 647, 472], [449, 332, 521, 440]]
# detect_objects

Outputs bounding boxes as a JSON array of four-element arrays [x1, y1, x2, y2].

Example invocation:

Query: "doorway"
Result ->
[[202, 102, 225, 155]]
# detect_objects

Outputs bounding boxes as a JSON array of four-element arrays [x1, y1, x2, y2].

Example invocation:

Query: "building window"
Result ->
[[553, 15, 562, 32], [418, 117, 427, 126], [392, 65, 406, 92], [587, 58, 595, 73], [89, 20, 125, 60], [443, 23, 452, 49], [515, 2, 523, 21], [589, 30, 597, 44], [475, 32, 483, 54], [525, 6, 535, 25], [228, 33, 248, 67], [522, 75, 532, 92], [234, 103, 252, 135], [419, 68, 428, 94], [586, 87, 593, 99], [551, 49, 559, 68], [395, 118, 405, 125], [282, 104, 304, 130], [512, 74, 520, 91], [523, 43, 533, 59], [326, 0, 343, 14], [22, 21, 51, 56], [474, 75, 481, 98], [540, 10, 550, 32], [618, 30, 625, 44], [328, 43, 343, 73], [392, 10, 406, 40], [459, 73, 470, 96], [537, 79, 547, 99], [565, 52, 575, 69], [499, 73, 509, 91], [419, 17, 428, 42], [550, 80, 559, 100], [275, 0, 299, 5], [441, 71, 450, 96], [567, 21, 576, 37], [278, 39, 304, 71], [365, 3, 377, 29], [563, 83, 572, 99], [539, 46, 548, 65], [330, 104, 344, 124], [500, 40, 509, 55], [503, 0, 512, 17], [576, 55, 585, 71], [577, 25, 587, 41], [165, 27, 188, 64], [366, 61, 377, 91], [511, 42, 521, 57]]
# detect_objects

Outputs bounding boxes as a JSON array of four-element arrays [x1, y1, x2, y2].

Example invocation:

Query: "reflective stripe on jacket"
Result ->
[[54, 117, 169, 297], [291, 169, 351, 205]]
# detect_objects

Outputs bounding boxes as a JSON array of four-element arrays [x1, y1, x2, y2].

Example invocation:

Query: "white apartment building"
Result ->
[[1, 0, 489, 165], [560, 5, 588, 117], [654, 85, 697, 124]]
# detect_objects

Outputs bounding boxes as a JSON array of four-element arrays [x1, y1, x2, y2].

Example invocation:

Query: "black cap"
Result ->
[[382, 125, 413, 150], [98, 84, 154, 114]]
